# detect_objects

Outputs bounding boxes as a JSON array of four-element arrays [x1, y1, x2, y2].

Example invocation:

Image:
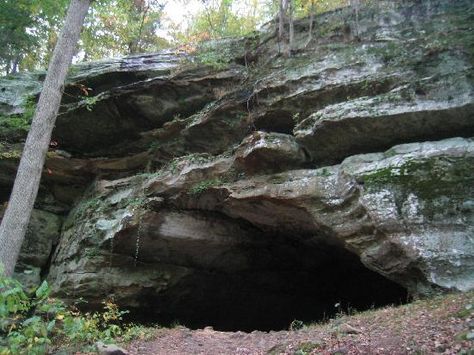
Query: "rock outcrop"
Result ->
[[1, 0, 473, 331]]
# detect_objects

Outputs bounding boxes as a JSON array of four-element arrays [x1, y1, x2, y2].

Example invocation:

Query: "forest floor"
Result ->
[[123, 291, 474, 355]]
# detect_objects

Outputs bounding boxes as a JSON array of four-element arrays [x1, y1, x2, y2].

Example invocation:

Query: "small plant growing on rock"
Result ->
[[0, 97, 36, 138], [294, 341, 322, 355], [83, 95, 100, 112], [289, 319, 304, 331], [188, 178, 223, 195]]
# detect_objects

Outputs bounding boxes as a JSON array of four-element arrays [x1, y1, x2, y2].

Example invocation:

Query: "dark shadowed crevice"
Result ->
[[0, 186, 11, 204], [125, 235, 408, 332], [254, 111, 296, 134]]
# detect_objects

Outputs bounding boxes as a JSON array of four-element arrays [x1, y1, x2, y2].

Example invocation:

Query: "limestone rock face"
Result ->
[[1, 0, 473, 330], [48, 137, 474, 305], [234, 131, 310, 174]]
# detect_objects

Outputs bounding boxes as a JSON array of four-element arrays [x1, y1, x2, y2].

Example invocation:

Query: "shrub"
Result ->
[[0, 270, 146, 354]]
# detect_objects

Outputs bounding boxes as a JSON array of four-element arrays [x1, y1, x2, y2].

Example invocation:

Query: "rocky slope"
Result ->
[[1, 0, 473, 331]]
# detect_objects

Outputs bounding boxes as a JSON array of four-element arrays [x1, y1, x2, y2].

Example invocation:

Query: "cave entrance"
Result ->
[[130, 235, 408, 332]]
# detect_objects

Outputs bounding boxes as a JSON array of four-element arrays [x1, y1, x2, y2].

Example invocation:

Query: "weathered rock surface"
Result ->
[[1, 0, 473, 331], [48, 137, 474, 310], [0, 207, 62, 288]]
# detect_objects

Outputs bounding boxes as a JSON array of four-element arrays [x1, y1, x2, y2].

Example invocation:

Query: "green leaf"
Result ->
[[22, 316, 41, 326], [46, 320, 56, 332], [35, 281, 50, 300]]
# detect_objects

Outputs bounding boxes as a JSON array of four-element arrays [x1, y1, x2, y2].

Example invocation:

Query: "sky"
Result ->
[[164, 0, 204, 24], [158, 0, 269, 39], [161, 0, 204, 33]]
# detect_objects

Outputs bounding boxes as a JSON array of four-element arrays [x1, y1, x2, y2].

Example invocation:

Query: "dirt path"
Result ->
[[126, 292, 474, 355]]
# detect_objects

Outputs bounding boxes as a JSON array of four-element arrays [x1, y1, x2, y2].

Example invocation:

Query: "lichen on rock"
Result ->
[[0, 0, 473, 331]]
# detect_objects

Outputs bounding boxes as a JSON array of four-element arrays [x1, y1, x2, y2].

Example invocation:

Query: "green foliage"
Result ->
[[196, 50, 232, 70], [293, 0, 348, 17], [0, 0, 69, 74], [0, 0, 359, 73], [73, 197, 103, 220], [82, 95, 100, 112], [0, 275, 55, 354], [317, 167, 332, 177], [0, 0, 39, 74], [0, 0, 168, 73], [178, 0, 261, 43], [0, 275, 30, 329], [0, 97, 36, 139], [0, 150, 22, 160], [80, 0, 169, 60], [294, 341, 322, 355], [127, 197, 146, 208], [188, 178, 223, 195], [0, 271, 148, 354]]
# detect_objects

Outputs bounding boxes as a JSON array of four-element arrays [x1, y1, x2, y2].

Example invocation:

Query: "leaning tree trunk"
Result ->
[[351, 0, 361, 37], [278, 0, 288, 53], [288, 0, 294, 56], [278, 0, 285, 41], [306, 0, 315, 47], [0, 0, 91, 277]]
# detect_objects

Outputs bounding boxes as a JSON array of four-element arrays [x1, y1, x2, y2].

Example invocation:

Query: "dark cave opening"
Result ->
[[254, 111, 296, 135], [0, 186, 10, 204], [127, 236, 408, 332]]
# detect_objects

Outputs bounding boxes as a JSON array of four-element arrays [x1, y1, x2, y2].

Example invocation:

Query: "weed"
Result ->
[[195, 40, 237, 70], [0, 271, 147, 354], [0, 96, 36, 138], [82, 96, 100, 112], [188, 178, 223, 195], [294, 341, 322, 355], [319, 168, 332, 177], [84, 248, 100, 259], [73, 197, 103, 220], [0, 150, 22, 160], [289, 319, 304, 331]]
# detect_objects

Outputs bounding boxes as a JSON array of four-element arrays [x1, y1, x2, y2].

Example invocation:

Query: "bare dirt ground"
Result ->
[[124, 291, 474, 355]]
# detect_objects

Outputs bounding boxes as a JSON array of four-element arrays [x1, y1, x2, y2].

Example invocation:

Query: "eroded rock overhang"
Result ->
[[46, 137, 473, 329], [0, 0, 472, 331]]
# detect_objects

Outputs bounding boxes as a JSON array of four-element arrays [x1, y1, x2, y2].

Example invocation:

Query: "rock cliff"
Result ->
[[1, 0, 473, 331]]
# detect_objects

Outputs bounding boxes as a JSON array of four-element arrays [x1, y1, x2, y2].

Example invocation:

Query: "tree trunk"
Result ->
[[306, 0, 315, 47], [288, 0, 294, 56], [5, 59, 11, 76], [11, 55, 21, 74], [278, 0, 285, 42], [351, 0, 361, 37], [0, 0, 91, 277], [278, 0, 289, 54]]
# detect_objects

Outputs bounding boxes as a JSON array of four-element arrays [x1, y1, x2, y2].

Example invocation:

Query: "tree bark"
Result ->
[[306, 0, 315, 47], [278, 0, 285, 42], [278, 0, 289, 54], [5, 59, 11, 76], [288, 0, 294, 56], [11, 55, 21, 74], [0, 0, 91, 277], [351, 0, 361, 37]]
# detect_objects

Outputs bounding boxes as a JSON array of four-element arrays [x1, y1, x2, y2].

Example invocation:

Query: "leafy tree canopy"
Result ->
[[0, 0, 353, 74]]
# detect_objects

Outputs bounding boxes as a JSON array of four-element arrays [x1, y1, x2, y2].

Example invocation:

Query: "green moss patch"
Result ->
[[361, 156, 474, 202]]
